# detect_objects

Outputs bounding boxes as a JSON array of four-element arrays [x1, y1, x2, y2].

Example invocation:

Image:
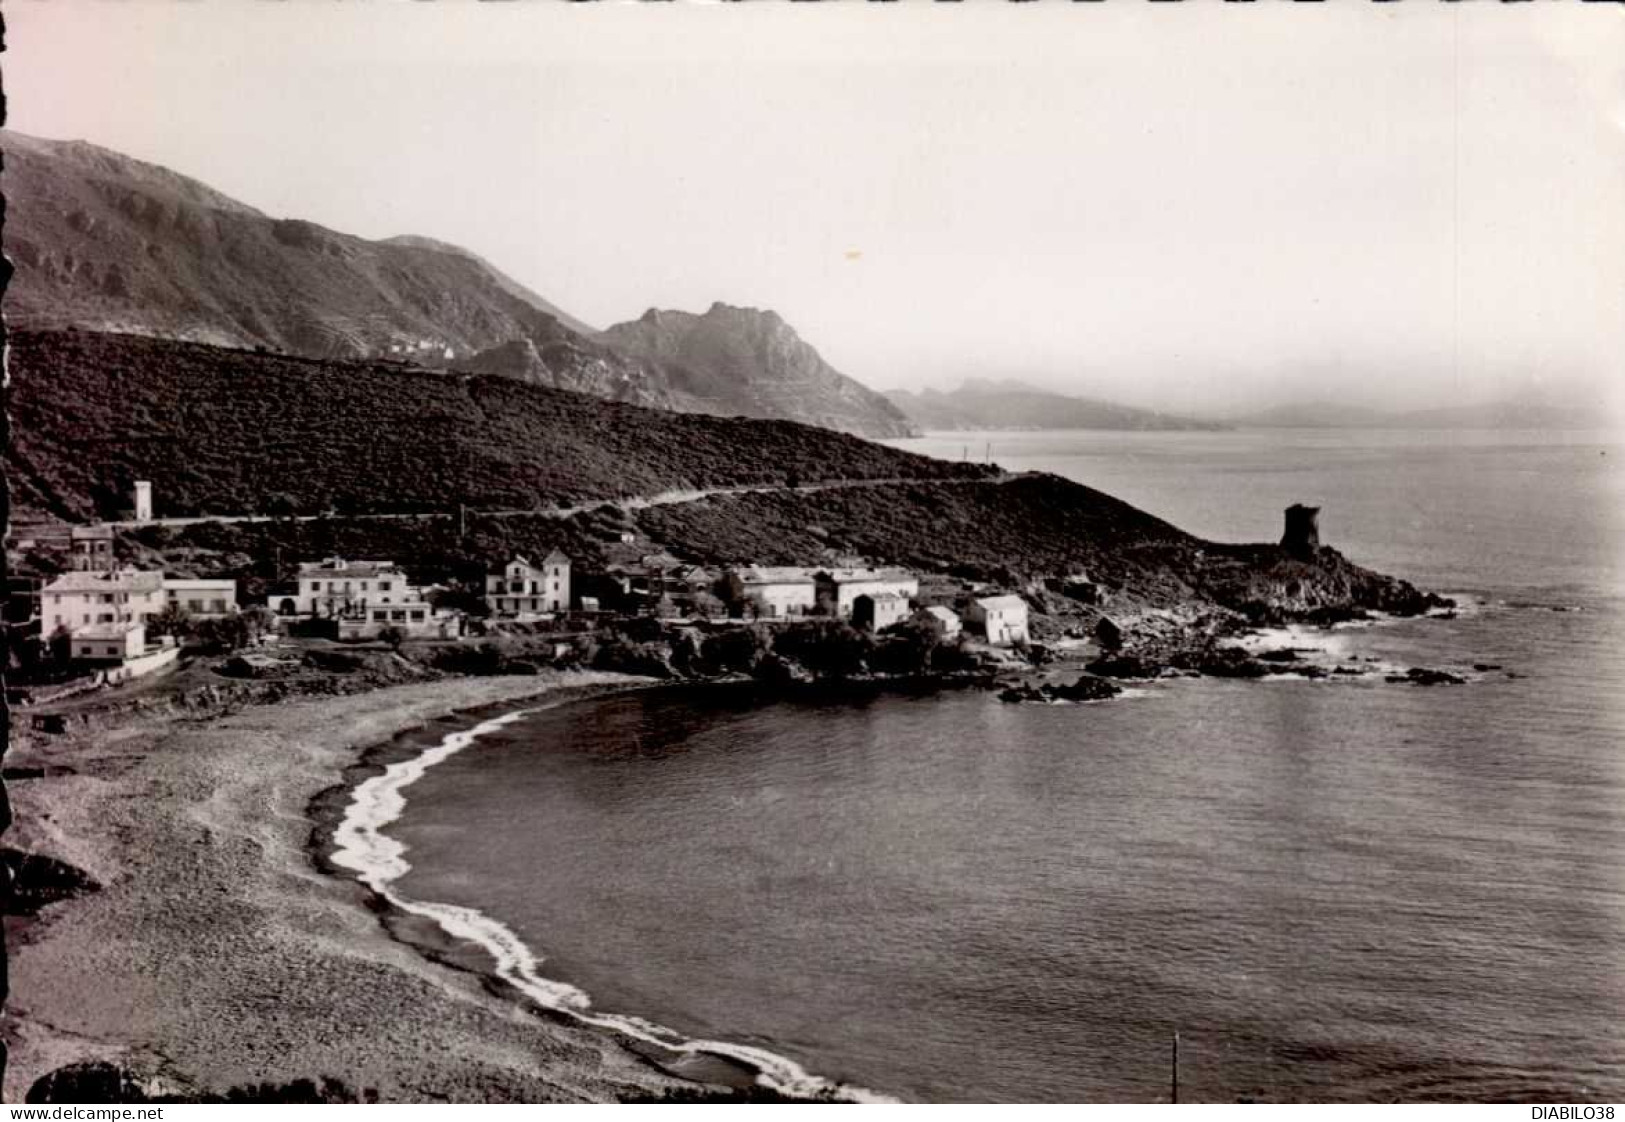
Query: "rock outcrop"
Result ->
[[599, 304, 916, 439]]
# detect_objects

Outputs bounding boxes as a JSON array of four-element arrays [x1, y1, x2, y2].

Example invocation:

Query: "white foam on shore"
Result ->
[[329, 704, 891, 1103], [1233, 624, 1355, 660]]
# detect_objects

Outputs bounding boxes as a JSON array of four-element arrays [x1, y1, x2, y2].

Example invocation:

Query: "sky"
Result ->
[[7, 1, 1624, 417]]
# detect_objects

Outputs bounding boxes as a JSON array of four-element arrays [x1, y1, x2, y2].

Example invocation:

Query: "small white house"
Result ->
[[852, 592, 910, 633], [68, 621, 181, 683], [966, 594, 1030, 646], [164, 578, 238, 619], [726, 566, 817, 620], [914, 605, 963, 640], [70, 621, 147, 664]]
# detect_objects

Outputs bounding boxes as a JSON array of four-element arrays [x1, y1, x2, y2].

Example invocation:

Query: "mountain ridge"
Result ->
[[598, 303, 917, 438], [2, 129, 911, 438], [1227, 399, 1604, 429], [884, 378, 1227, 432]]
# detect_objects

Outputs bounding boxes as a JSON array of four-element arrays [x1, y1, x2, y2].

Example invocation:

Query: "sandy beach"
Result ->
[[2, 671, 699, 1103]]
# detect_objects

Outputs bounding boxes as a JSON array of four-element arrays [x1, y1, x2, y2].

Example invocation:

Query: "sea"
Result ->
[[368, 428, 1625, 1102]]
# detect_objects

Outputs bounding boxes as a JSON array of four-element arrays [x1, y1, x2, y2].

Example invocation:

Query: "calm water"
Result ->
[[394, 429, 1625, 1102]]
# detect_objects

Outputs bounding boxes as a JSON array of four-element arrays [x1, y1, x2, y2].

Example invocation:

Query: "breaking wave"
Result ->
[[329, 704, 891, 1103]]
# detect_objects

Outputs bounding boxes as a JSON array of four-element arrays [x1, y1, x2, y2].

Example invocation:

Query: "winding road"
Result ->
[[101, 473, 1016, 530]]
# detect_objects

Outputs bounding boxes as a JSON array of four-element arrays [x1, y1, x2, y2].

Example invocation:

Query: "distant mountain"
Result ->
[[1, 129, 597, 354], [1231, 399, 1601, 429], [884, 379, 1227, 432], [598, 304, 916, 438], [2, 130, 908, 438]]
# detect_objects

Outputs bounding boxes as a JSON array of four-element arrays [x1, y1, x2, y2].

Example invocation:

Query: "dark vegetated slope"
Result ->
[[631, 477, 1443, 616], [8, 330, 987, 520], [633, 476, 1204, 597]]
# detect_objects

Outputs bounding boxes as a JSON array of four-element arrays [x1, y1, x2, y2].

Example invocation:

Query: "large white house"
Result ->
[[726, 566, 818, 619], [486, 551, 570, 617], [289, 556, 449, 639], [815, 568, 919, 619], [966, 594, 1030, 646], [291, 558, 414, 617], [42, 569, 166, 637]]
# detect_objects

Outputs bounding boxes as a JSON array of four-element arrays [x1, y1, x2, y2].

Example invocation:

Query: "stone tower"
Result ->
[[132, 481, 153, 523], [1281, 504, 1320, 559]]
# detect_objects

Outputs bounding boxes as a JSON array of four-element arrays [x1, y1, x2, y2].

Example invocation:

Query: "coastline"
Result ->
[[2, 607, 1471, 1103], [310, 694, 883, 1103], [1, 671, 727, 1103]]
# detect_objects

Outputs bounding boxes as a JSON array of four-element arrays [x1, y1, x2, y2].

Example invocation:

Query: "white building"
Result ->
[[42, 569, 166, 638], [336, 602, 448, 640], [815, 568, 919, 619], [164, 578, 238, 619], [66, 620, 180, 683], [726, 566, 817, 619], [292, 557, 415, 617], [914, 605, 963, 640], [853, 592, 910, 633], [69, 525, 116, 572], [70, 621, 147, 664], [290, 557, 449, 638], [966, 594, 1030, 646], [486, 551, 570, 617]]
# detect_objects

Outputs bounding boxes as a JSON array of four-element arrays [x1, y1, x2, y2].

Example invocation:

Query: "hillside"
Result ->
[[1, 130, 596, 354], [6, 330, 988, 522], [885, 379, 1225, 432], [599, 305, 916, 438], [3, 130, 911, 437]]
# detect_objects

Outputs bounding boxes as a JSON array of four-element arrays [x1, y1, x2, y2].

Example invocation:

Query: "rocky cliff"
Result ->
[[599, 304, 917, 439]]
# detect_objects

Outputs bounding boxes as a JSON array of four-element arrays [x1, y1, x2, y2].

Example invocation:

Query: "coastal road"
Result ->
[[99, 473, 1019, 531]]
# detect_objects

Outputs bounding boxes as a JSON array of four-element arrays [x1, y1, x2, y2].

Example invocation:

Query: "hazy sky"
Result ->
[[8, 2, 1624, 416]]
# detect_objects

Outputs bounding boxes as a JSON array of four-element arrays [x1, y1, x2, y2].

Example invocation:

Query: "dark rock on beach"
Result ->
[[1085, 653, 1162, 679], [1000, 675, 1122, 704], [1386, 667, 1467, 686]]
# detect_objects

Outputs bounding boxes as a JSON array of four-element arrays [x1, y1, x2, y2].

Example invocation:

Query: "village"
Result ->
[[6, 480, 1050, 710]]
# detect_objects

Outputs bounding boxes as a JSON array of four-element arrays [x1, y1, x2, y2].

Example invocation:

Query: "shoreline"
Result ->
[[307, 691, 885, 1102], [3, 606, 1473, 1103], [2, 671, 729, 1103]]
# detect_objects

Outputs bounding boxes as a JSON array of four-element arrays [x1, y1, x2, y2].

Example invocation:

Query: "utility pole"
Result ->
[[1171, 1031, 1180, 1104]]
